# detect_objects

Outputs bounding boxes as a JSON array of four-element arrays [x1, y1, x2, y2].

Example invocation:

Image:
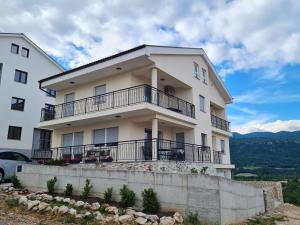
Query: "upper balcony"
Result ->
[[41, 84, 195, 122], [211, 114, 230, 132]]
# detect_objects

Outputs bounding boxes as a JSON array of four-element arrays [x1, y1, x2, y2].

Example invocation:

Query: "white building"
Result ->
[[36, 45, 234, 177], [0, 33, 64, 156]]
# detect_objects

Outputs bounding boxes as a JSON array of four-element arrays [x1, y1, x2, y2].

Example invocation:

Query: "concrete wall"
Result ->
[[17, 165, 264, 225]]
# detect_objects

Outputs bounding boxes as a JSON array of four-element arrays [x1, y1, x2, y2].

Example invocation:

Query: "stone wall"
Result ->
[[244, 181, 283, 212], [17, 165, 264, 225]]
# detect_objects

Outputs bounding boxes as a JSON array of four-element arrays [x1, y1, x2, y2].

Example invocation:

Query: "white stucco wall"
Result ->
[[0, 36, 63, 153]]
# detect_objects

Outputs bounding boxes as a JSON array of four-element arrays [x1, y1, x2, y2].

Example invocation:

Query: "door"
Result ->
[[176, 133, 185, 148], [94, 85, 106, 104], [201, 133, 207, 146], [144, 129, 152, 160], [62, 133, 73, 158], [64, 93, 74, 117], [73, 132, 84, 158]]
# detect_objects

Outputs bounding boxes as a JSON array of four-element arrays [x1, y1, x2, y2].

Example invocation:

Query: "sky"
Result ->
[[1, 0, 300, 134]]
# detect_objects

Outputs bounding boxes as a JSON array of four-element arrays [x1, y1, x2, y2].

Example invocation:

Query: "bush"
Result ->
[[64, 184, 73, 197], [5, 198, 19, 208], [47, 176, 57, 194], [282, 178, 300, 206], [141, 188, 160, 213], [184, 213, 201, 225], [11, 174, 22, 189], [190, 168, 198, 174], [81, 179, 93, 199], [200, 166, 208, 175], [120, 185, 135, 207], [104, 187, 113, 203], [43, 159, 67, 166]]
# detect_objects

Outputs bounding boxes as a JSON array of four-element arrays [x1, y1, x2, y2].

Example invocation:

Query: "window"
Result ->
[[7, 126, 22, 140], [220, 140, 225, 153], [93, 127, 118, 146], [14, 69, 28, 84], [39, 130, 52, 150], [199, 95, 205, 112], [201, 133, 207, 146], [46, 88, 56, 97], [11, 97, 25, 111], [94, 85, 106, 104], [202, 68, 207, 84], [194, 62, 200, 78], [0, 63, 2, 84], [21, 47, 29, 58], [11, 43, 19, 54]]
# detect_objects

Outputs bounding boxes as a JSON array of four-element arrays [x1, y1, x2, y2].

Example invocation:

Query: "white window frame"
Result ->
[[193, 62, 200, 79], [220, 139, 225, 153], [202, 68, 207, 84], [93, 127, 118, 145], [199, 95, 205, 112]]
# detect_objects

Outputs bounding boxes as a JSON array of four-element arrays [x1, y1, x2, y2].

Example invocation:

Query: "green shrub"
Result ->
[[47, 176, 57, 194], [11, 174, 22, 189], [44, 159, 66, 166], [120, 185, 135, 207], [200, 166, 208, 175], [141, 188, 160, 213], [80, 214, 95, 225], [5, 198, 19, 208], [282, 178, 300, 206], [81, 179, 93, 199], [104, 187, 113, 203], [64, 184, 73, 197], [190, 168, 198, 174], [184, 213, 201, 225]]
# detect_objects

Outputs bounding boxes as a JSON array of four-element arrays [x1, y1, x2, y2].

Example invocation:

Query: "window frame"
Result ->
[[46, 88, 56, 97], [21, 47, 29, 58], [202, 68, 207, 84], [14, 69, 28, 84], [11, 97, 25, 111], [93, 127, 118, 146], [11, 43, 19, 54], [193, 62, 200, 79], [199, 95, 205, 112], [94, 84, 106, 105], [220, 139, 225, 153], [7, 126, 22, 140]]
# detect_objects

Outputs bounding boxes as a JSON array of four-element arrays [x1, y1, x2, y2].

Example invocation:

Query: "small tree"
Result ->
[[81, 179, 93, 199], [47, 176, 57, 194], [141, 188, 160, 213], [120, 185, 135, 207], [190, 168, 198, 174], [104, 187, 113, 203], [64, 184, 73, 197], [11, 174, 22, 189]]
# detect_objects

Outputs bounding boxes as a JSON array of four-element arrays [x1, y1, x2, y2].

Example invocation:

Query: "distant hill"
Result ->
[[230, 130, 300, 180]]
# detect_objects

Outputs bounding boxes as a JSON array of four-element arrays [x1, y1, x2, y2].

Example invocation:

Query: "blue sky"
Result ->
[[1, 0, 300, 133]]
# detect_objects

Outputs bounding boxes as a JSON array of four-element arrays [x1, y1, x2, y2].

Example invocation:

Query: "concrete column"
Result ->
[[151, 67, 158, 88], [152, 118, 158, 160]]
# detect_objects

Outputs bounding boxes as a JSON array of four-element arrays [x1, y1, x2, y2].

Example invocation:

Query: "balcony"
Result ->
[[31, 138, 214, 163], [41, 85, 195, 122], [211, 114, 230, 132]]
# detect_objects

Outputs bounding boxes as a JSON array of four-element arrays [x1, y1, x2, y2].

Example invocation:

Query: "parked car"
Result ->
[[0, 150, 32, 183]]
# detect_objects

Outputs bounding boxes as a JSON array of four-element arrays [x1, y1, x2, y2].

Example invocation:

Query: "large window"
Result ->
[[11, 97, 25, 111], [201, 133, 207, 146], [220, 140, 225, 153], [14, 69, 28, 84], [194, 62, 200, 79], [7, 126, 22, 140], [93, 127, 118, 146], [21, 47, 29, 58], [199, 95, 205, 112], [94, 85, 106, 104], [11, 43, 19, 54]]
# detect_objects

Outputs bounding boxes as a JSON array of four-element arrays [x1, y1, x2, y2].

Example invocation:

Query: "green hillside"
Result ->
[[230, 130, 300, 181]]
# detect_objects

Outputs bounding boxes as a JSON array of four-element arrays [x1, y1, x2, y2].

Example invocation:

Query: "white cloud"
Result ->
[[232, 120, 300, 134], [0, 0, 299, 76]]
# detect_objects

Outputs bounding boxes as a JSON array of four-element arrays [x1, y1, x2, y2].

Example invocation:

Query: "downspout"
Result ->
[[39, 81, 56, 97]]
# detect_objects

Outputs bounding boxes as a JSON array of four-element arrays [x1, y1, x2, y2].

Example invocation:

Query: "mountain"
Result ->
[[230, 130, 300, 180]]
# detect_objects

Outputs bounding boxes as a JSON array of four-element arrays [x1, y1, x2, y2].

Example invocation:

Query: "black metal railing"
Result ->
[[213, 150, 223, 164], [211, 114, 230, 131], [31, 138, 214, 163], [40, 85, 195, 121]]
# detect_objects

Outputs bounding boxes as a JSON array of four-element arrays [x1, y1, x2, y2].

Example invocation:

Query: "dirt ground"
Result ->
[[272, 203, 300, 225]]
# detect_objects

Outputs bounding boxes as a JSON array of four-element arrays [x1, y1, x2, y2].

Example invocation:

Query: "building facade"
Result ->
[[0, 33, 64, 156], [37, 45, 234, 177]]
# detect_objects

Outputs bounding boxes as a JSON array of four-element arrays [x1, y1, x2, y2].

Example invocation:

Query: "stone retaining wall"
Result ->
[[17, 165, 264, 225]]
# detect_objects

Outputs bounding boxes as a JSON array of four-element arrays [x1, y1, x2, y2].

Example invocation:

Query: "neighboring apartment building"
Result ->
[[0, 33, 64, 156], [36, 45, 234, 177]]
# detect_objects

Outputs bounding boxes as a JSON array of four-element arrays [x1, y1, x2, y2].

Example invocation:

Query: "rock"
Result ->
[[75, 201, 85, 207], [119, 214, 134, 224], [134, 212, 147, 218], [27, 200, 40, 210], [84, 212, 92, 217], [69, 199, 76, 205], [45, 206, 52, 212], [32, 206, 39, 211], [69, 208, 77, 215], [173, 212, 183, 223], [18, 196, 28, 205], [38, 202, 49, 211], [152, 222, 158, 225], [52, 206, 59, 212], [58, 205, 69, 214], [91, 202, 100, 210], [8, 187, 15, 192], [54, 196, 64, 202], [106, 206, 118, 214], [146, 215, 159, 222], [63, 198, 71, 204], [27, 193, 37, 200], [126, 209, 136, 215], [83, 202, 91, 209], [94, 211, 103, 220], [159, 217, 175, 225], [41, 194, 53, 201], [75, 214, 83, 219], [136, 217, 148, 225]]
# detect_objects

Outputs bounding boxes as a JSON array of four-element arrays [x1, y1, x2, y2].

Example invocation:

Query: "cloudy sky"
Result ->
[[1, 0, 300, 133]]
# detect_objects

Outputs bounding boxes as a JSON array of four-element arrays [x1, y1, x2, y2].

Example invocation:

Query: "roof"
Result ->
[[0, 33, 64, 71], [38, 44, 232, 103]]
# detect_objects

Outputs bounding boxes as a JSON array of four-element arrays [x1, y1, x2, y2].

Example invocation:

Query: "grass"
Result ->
[[5, 198, 19, 208], [246, 216, 286, 225], [235, 173, 258, 177]]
